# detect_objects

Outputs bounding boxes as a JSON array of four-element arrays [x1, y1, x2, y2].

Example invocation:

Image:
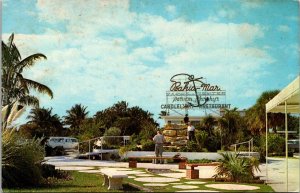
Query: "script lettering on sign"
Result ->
[[161, 73, 230, 110]]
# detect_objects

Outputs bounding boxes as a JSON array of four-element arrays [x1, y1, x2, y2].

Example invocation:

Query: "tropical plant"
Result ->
[[103, 127, 122, 147], [76, 118, 105, 140], [26, 107, 64, 138], [2, 101, 25, 129], [179, 141, 201, 152], [2, 129, 45, 187], [2, 33, 53, 107], [2, 103, 45, 188], [63, 104, 89, 130], [214, 152, 260, 183], [218, 108, 245, 149], [245, 90, 285, 135], [201, 115, 216, 136], [195, 130, 208, 150], [267, 133, 285, 154], [141, 139, 155, 151], [94, 101, 158, 136]]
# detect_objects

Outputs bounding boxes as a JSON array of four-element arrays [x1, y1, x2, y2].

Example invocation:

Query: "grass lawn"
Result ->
[[4, 171, 139, 192], [4, 168, 274, 192]]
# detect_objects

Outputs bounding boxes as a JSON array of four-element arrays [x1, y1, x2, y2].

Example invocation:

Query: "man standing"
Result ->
[[187, 121, 195, 141], [183, 114, 189, 125], [153, 130, 165, 164]]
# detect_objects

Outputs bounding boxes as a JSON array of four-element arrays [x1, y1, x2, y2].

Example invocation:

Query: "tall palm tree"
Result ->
[[63, 104, 89, 129], [245, 90, 285, 135], [27, 107, 63, 137], [202, 115, 216, 136], [2, 33, 53, 107], [218, 108, 243, 148]]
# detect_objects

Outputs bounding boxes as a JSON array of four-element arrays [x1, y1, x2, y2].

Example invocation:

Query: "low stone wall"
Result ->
[[124, 151, 260, 160]]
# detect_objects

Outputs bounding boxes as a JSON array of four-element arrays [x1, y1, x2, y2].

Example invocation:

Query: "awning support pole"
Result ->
[[265, 112, 268, 183], [285, 101, 288, 192]]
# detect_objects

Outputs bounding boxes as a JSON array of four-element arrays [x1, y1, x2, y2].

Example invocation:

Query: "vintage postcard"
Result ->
[[2, 0, 299, 192]]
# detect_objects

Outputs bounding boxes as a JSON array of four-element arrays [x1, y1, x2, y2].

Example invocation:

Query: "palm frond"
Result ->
[[18, 95, 39, 107], [18, 53, 47, 71], [22, 78, 53, 98], [7, 33, 14, 49]]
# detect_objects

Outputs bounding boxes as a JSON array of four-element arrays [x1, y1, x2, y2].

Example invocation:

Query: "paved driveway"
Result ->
[[257, 157, 299, 192]]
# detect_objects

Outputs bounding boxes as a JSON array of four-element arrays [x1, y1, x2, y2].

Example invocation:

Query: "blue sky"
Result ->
[[3, 0, 299, 125]]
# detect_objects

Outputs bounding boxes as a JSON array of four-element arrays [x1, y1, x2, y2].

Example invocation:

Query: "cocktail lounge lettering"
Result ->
[[161, 73, 231, 110]]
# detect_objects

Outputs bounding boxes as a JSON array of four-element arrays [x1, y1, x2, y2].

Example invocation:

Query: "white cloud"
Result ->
[[8, 1, 275, 120], [125, 30, 146, 41], [241, 0, 264, 9], [218, 9, 236, 19], [165, 5, 176, 15], [277, 25, 290, 32]]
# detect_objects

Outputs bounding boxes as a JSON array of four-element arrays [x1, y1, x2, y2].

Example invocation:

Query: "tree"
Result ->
[[218, 108, 245, 149], [2, 33, 53, 107], [245, 90, 285, 135], [94, 101, 158, 136], [26, 107, 63, 137], [201, 115, 216, 136], [63, 104, 89, 130]]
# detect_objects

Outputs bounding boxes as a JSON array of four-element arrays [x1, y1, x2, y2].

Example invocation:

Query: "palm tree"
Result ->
[[202, 115, 216, 136], [218, 108, 243, 149], [63, 104, 89, 129], [27, 107, 63, 137], [245, 90, 285, 135], [2, 33, 53, 107]]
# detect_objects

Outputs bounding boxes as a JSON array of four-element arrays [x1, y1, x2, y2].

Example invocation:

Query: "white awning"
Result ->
[[266, 76, 300, 113]]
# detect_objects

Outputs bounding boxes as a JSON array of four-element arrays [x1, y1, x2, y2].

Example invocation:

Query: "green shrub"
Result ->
[[188, 159, 212, 163], [195, 130, 208, 149], [205, 136, 221, 152], [41, 164, 71, 180], [214, 152, 260, 183], [2, 129, 45, 188], [268, 134, 285, 154], [103, 127, 122, 147], [179, 141, 201, 152], [141, 140, 155, 151]]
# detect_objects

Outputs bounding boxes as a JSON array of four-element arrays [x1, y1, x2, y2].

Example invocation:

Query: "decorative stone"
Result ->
[[136, 174, 154, 177], [205, 184, 260, 191], [173, 185, 199, 189], [113, 170, 145, 175], [134, 177, 180, 183], [143, 183, 169, 187], [158, 173, 186, 178], [112, 168, 132, 171], [185, 181, 206, 184], [128, 176, 135, 179]]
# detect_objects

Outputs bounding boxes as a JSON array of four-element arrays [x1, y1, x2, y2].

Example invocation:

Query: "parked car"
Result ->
[[45, 137, 79, 156], [288, 139, 299, 153]]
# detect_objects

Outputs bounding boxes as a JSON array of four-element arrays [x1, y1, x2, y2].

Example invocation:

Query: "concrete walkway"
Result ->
[[257, 157, 299, 192], [44, 156, 299, 192]]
